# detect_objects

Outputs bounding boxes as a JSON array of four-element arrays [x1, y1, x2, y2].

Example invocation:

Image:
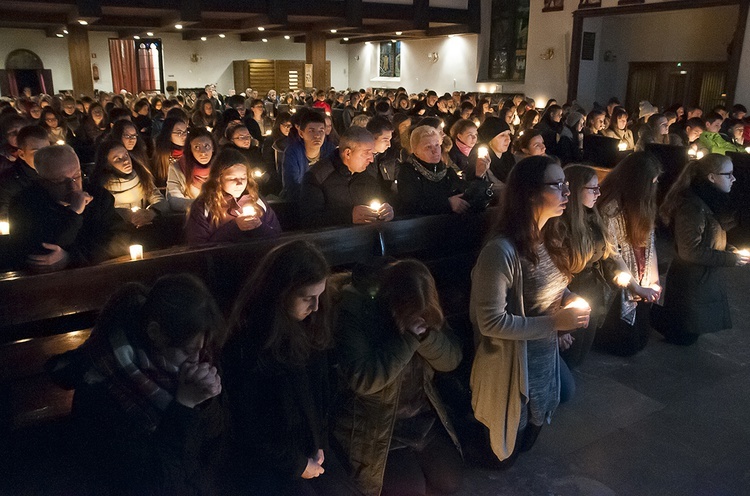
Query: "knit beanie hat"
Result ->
[[478, 116, 510, 143], [565, 111, 584, 128], [639, 101, 658, 121]]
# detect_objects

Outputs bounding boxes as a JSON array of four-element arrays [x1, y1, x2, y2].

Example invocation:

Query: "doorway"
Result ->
[[0, 49, 54, 97]]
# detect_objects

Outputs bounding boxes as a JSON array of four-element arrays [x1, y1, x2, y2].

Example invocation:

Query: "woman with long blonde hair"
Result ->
[[185, 148, 280, 245]]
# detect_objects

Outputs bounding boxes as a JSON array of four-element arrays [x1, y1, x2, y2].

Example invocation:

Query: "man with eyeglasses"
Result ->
[[8, 145, 128, 271]]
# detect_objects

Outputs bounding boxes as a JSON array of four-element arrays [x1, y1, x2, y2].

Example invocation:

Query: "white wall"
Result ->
[[576, 17, 603, 111], [594, 6, 736, 106], [0, 28, 74, 93], [347, 35, 480, 93], [733, 13, 750, 106]]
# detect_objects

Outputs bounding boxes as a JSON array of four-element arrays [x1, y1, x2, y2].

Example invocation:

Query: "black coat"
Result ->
[[655, 187, 739, 335], [396, 155, 466, 216], [0, 158, 37, 219], [222, 339, 334, 484], [300, 151, 382, 226], [8, 182, 129, 269]]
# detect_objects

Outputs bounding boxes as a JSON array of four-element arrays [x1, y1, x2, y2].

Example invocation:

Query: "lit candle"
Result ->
[[440, 122, 445, 129], [0, 221, 9, 235], [130, 206, 141, 212], [252, 169, 263, 178], [687, 148, 697, 157], [290, 108, 297, 113], [129, 244, 144, 261], [518, 130, 524, 136], [737, 249, 750, 257], [745, 147, 750, 154], [513, 114, 520, 126], [206, 126, 213, 132], [650, 284, 661, 292], [477, 146, 489, 159], [56, 139, 65, 145], [618, 142, 627, 152], [369, 200, 382, 212], [564, 297, 590, 310], [696, 151, 705, 159], [614, 271, 632, 287], [265, 129, 272, 136], [242, 205, 256, 216], [473, 119, 480, 127], [325, 111, 331, 116]]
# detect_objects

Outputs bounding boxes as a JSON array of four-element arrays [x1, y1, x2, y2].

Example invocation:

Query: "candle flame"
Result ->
[[242, 205, 256, 216], [129, 244, 143, 261], [688, 148, 697, 157], [738, 249, 750, 257], [477, 146, 489, 159], [618, 142, 627, 151], [130, 206, 141, 212], [0, 221, 9, 235], [369, 200, 382, 212], [696, 151, 705, 159], [564, 297, 590, 310], [56, 140, 65, 145], [265, 129, 272, 136], [614, 271, 632, 287], [252, 169, 263, 178]]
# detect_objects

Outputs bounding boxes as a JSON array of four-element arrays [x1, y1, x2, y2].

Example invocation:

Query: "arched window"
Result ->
[[5, 49, 44, 70]]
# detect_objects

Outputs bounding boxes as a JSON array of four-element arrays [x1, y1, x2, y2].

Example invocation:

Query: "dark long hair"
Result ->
[[182, 127, 217, 197], [488, 154, 560, 264], [92, 140, 158, 200], [152, 117, 187, 186], [376, 260, 444, 333], [598, 152, 662, 247], [660, 154, 730, 225], [228, 240, 332, 366]]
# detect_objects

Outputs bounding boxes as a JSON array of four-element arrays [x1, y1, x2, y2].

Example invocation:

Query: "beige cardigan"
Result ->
[[469, 237, 555, 461]]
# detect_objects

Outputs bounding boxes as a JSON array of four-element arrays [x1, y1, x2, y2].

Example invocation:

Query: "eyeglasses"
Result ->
[[715, 172, 734, 177], [44, 173, 83, 187], [122, 134, 138, 140], [172, 130, 188, 137], [583, 186, 601, 193], [233, 135, 252, 141], [544, 181, 570, 191]]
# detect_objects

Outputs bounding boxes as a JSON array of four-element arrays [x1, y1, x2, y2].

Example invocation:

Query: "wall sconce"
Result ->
[[427, 52, 439, 63], [539, 48, 555, 60], [190, 53, 202, 63], [354, 55, 360, 61]]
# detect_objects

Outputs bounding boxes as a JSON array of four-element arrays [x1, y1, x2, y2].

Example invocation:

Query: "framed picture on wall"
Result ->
[[543, 0, 564, 12], [578, 0, 601, 9]]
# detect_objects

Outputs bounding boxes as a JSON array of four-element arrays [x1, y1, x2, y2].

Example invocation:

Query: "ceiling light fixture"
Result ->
[[63, 29, 69, 34], [262, 38, 268, 42], [258, 26, 265, 31], [175, 24, 183, 29], [78, 19, 88, 25], [56, 33, 64, 37], [331, 29, 337, 33], [219, 33, 225, 38], [391, 39, 396, 43], [284, 35, 290, 40], [201, 36, 207, 41], [365, 41, 371, 45], [448, 34, 455, 38], [147, 32, 154, 36], [395, 31, 402, 35], [343, 37, 349, 41], [134, 35, 140, 39]]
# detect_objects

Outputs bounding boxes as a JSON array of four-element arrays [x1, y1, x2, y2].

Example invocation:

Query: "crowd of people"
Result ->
[[2, 82, 749, 495]]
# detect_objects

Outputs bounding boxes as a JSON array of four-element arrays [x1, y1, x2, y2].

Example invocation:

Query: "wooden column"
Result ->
[[305, 32, 327, 90], [68, 26, 94, 97]]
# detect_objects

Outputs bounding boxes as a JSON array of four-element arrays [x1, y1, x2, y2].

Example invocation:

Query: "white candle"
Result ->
[[473, 119, 480, 127], [687, 148, 697, 157], [252, 169, 263, 178], [130, 206, 141, 212], [369, 200, 382, 212], [618, 142, 627, 152], [55, 139, 65, 145], [129, 244, 143, 261], [440, 122, 445, 129], [696, 151, 705, 160], [265, 129, 272, 136], [242, 205, 256, 217], [0, 221, 9, 235], [290, 108, 296, 113], [745, 147, 750, 154], [614, 271, 632, 287], [564, 297, 590, 310], [477, 146, 489, 159], [206, 126, 213, 132], [518, 130, 524, 136], [738, 249, 750, 257], [325, 111, 331, 116]]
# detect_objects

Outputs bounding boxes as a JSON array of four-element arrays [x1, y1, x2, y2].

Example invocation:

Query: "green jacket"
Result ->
[[333, 285, 462, 496], [698, 131, 745, 155]]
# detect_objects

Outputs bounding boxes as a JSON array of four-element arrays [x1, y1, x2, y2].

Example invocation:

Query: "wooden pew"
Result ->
[[0, 212, 488, 434], [727, 152, 750, 246]]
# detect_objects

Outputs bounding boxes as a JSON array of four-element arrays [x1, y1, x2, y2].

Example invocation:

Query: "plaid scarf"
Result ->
[[82, 322, 179, 433]]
